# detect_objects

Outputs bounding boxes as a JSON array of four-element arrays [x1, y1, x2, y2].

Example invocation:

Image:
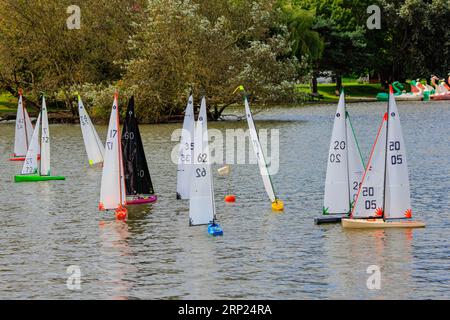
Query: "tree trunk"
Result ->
[[312, 72, 318, 94]]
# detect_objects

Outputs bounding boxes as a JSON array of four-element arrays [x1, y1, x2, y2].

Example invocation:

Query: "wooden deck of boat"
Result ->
[[341, 218, 426, 229]]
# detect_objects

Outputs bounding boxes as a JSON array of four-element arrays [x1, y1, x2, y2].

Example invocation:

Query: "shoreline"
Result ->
[[0, 97, 414, 124]]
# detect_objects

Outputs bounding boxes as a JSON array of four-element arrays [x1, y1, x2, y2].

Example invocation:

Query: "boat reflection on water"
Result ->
[[98, 219, 133, 300], [97, 205, 154, 299], [322, 227, 415, 299], [176, 217, 219, 299], [98, 215, 135, 300]]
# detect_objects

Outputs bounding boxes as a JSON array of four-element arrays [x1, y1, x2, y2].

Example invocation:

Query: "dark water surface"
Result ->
[[0, 101, 449, 299]]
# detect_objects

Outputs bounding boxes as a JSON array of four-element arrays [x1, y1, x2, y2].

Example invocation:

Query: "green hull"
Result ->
[[15, 174, 66, 182], [376, 93, 389, 101]]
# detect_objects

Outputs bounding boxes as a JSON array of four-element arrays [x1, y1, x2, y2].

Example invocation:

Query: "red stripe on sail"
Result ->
[[350, 113, 387, 218]]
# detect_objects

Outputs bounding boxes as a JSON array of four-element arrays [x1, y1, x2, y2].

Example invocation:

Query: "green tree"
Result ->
[[277, 0, 324, 74], [0, 0, 141, 113], [297, 0, 368, 92], [123, 0, 302, 122]]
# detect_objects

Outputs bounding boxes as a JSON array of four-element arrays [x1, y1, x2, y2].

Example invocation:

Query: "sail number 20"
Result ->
[[389, 141, 402, 165], [330, 140, 345, 163]]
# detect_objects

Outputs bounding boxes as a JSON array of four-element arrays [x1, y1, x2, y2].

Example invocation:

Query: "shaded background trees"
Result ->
[[0, 0, 141, 113], [0, 0, 448, 122]]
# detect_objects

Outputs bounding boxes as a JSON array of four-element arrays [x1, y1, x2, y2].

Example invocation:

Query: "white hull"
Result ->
[[342, 218, 425, 229], [395, 95, 422, 101]]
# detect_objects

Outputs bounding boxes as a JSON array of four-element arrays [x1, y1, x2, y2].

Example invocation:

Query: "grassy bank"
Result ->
[[1, 81, 385, 121], [297, 81, 383, 102], [0, 91, 16, 114]]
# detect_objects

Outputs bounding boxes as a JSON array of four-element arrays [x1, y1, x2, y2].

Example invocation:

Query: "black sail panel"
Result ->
[[122, 96, 154, 196]]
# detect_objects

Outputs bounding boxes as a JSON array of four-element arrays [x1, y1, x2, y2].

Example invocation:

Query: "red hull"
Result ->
[[9, 157, 26, 161], [9, 154, 41, 162], [126, 195, 158, 205], [431, 93, 450, 100]]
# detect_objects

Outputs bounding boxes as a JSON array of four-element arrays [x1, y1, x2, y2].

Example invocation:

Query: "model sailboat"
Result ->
[[15, 96, 65, 182], [10, 89, 34, 161], [342, 86, 425, 228], [315, 90, 365, 224], [78, 95, 105, 166], [235, 86, 284, 211], [99, 92, 127, 220], [121, 96, 157, 205], [176, 93, 195, 199], [189, 97, 223, 236]]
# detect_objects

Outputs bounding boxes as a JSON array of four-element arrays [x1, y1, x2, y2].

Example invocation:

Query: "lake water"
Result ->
[[0, 100, 449, 299]]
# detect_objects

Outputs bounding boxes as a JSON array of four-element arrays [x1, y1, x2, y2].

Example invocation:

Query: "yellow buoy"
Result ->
[[271, 199, 284, 211]]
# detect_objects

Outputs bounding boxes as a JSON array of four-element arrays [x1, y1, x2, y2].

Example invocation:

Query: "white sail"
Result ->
[[346, 112, 365, 208], [351, 113, 387, 218], [177, 94, 195, 199], [21, 113, 41, 175], [14, 94, 33, 156], [323, 91, 349, 214], [99, 94, 126, 210], [40, 96, 51, 176], [24, 105, 33, 144], [244, 96, 277, 202], [189, 97, 215, 226], [78, 96, 105, 166], [384, 92, 412, 219]]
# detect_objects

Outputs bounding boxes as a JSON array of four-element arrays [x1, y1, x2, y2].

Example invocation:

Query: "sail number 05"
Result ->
[[362, 187, 376, 210]]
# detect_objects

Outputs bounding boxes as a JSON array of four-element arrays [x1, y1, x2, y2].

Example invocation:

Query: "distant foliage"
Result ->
[[0, 0, 447, 121], [124, 0, 301, 121], [0, 0, 141, 113]]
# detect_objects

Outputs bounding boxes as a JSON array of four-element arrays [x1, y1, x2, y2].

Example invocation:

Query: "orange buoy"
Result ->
[[224, 195, 236, 203], [115, 206, 128, 221]]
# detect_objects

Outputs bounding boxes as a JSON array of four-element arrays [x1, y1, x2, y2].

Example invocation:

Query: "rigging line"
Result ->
[[350, 112, 387, 219]]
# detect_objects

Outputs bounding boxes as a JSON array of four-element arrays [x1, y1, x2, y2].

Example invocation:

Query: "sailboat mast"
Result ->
[[382, 86, 392, 221], [244, 94, 278, 200], [342, 91, 352, 212], [21, 95, 30, 151], [116, 94, 124, 206]]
